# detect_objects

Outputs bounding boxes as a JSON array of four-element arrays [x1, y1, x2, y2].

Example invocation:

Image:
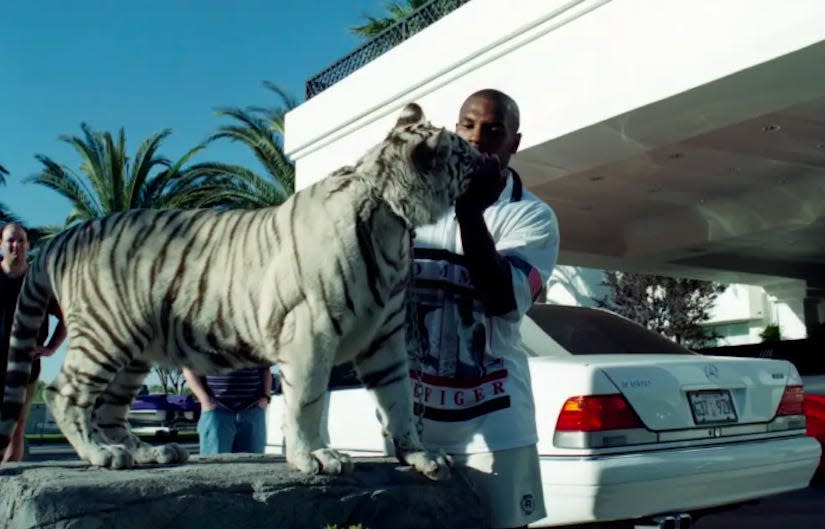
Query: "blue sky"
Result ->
[[1, 0, 387, 384]]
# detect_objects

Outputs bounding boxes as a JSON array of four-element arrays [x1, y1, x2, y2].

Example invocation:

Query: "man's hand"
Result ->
[[33, 346, 55, 358], [455, 154, 503, 217], [201, 398, 218, 412]]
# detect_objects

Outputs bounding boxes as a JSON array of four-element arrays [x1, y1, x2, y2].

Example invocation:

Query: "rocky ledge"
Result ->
[[0, 455, 487, 529]]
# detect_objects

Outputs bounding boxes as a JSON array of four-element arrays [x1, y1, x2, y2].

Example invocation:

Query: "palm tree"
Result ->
[[350, 0, 459, 38], [28, 125, 221, 394], [28, 124, 210, 233], [190, 81, 297, 209], [0, 164, 23, 226]]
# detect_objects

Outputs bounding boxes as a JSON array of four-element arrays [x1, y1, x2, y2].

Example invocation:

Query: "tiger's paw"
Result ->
[[312, 447, 354, 475], [85, 445, 135, 470], [150, 443, 190, 465], [399, 449, 452, 481], [288, 447, 354, 476]]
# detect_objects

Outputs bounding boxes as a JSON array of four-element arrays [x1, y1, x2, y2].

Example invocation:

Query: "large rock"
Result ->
[[0, 455, 488, 529]]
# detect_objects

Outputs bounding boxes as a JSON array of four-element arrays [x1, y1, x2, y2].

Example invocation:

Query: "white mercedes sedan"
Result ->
[[266, 304, 821, 528]]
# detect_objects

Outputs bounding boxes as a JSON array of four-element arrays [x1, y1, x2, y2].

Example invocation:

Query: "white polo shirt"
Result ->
[[409, 169, 559, 453]]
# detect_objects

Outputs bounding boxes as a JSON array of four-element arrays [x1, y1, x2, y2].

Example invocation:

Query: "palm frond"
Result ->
[[0, 165, 21, 225], [103, 128, 126, 211], [29, 154, 103, 222], [181, 162, 289, 209], [0, 204, 23, 226], [262, 81, 300, 111], [141, 144, 207, 208], [349, 14, 396, 37], [59, 125, 112, 212], [208, 111, 294, 193], [128, 129, 173, 207], [26, 223, 65, 248]]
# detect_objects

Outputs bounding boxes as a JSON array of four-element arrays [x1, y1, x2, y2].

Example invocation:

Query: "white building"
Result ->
[[286, 0, 825, 342], [545, 266, 809, 345]]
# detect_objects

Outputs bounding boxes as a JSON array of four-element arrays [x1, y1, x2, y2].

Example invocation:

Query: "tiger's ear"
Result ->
[[395, 103, 426, 129], [410, 128, 449, 173]]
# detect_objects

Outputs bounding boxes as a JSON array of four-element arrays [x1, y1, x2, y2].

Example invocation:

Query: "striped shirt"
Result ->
[[409, 169, 559, 453], [205, 367, 268, 412]]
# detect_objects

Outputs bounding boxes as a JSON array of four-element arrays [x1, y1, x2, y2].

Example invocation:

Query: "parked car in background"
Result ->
[[700, 326, 825, 481], [266, 304, 821, 529], [127, 386, 200, 436]]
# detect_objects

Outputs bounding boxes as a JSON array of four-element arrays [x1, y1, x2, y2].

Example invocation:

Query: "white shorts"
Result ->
[[451, 444, 546, 528]]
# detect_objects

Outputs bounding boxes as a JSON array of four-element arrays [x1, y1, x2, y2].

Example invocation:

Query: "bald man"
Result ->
[[406, 89, 559, 529], [1, 223, 65, 462]]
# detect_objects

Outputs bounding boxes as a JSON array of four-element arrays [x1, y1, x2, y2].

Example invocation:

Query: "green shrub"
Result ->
[[760, 324, 781, 342]]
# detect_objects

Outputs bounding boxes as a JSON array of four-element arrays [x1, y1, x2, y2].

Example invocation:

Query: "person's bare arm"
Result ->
[[455, 156, 517, 315], [182, 368, 216, 411], [259, 367, 273, 409], [34, 320, 66, 358]]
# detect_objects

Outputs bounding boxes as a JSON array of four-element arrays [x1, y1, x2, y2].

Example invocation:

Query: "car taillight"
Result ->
[[776, 385, 804, 416], [556, 394, 644, 432]]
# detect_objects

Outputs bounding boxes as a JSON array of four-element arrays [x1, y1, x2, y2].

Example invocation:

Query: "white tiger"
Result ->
[[0, 103, 484, 479]]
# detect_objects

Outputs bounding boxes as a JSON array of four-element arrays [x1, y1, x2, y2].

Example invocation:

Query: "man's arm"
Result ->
[[34, 320, 66, 358], [457, 171, 559, 318], [456, 210, 517, 316], [455, 156, 518, 316], [34, 300, 67, 358], [182, 367, 216, 411], [259, 367, 273, 409]]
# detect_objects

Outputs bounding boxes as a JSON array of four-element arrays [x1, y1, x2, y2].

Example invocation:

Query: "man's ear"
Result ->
[[510, 131, 522, 154]]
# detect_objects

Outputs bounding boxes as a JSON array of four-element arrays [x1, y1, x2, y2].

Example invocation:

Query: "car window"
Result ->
[[526, 304, 694, 356]]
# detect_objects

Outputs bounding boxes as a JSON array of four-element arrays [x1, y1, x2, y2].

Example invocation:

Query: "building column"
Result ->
[[761, 279, 807, 340], [803, 285, 825, 336]]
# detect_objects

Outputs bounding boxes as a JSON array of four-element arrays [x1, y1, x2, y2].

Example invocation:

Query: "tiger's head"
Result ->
[[366, 103, 483, 227]]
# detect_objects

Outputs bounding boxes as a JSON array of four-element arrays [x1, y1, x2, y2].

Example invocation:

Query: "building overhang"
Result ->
[[286, 0, 825, 287]]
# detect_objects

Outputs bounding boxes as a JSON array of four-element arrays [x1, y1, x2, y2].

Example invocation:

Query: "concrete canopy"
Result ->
[[512, 40, 825, 289]]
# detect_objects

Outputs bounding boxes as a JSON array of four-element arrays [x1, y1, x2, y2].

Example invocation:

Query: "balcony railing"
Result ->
[[305, 0, 472, 99]]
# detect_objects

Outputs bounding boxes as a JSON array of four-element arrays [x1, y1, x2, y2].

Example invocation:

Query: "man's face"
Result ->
[[455, 95, 521, 171], [1, 225, 29, 263]]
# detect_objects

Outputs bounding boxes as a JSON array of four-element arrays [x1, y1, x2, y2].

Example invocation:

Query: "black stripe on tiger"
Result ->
[[300, 391, 326, 409], [355, 207, 385, 308], [79, 294, 140, 362], [359, 360, 406, 390], [95, 392, 133, 407], [319, 275, 342, 336], [335, 258, 356, 314], [69, 341, 121, 374], [108, 213, 135, 303], [356, 320, 405, 362], [166, 215, 212, 312], [288, 191, 305, 285], [2, 369, 30, 389], [97, 419, 129, 429]]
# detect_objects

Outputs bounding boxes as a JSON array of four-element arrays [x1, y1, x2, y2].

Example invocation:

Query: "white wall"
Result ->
[[284, 0, 822, 345], [546, 269, 808, 345], [287, 0, 825, 190], [545, 265, 608, 307]]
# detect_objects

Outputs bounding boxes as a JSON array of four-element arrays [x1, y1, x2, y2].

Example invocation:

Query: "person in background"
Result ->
[[1, 223, 66, 463], [182, 366, 272, 454]]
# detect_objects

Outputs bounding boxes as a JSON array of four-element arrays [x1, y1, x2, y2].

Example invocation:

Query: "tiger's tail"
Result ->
[[0, 255, 53, 452]]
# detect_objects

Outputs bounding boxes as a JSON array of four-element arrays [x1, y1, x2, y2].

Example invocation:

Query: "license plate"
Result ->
[[687, 390, 737, 424]]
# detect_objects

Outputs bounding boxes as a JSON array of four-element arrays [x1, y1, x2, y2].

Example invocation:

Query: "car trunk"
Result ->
[[594, 355, 793, 430]]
